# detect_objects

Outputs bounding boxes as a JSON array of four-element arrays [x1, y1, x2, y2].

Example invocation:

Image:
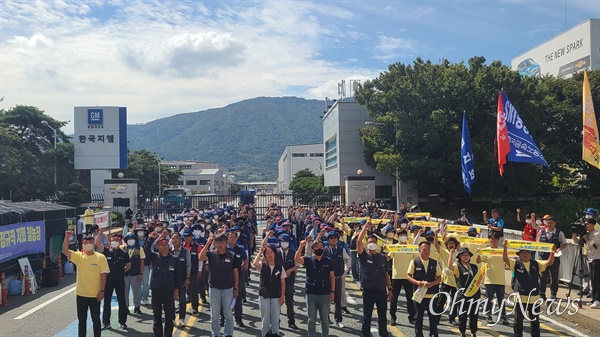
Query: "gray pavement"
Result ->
[[1, 268, 599, 337]]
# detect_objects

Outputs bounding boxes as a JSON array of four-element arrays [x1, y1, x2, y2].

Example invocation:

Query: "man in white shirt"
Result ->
[[573, 219, 600, 308]]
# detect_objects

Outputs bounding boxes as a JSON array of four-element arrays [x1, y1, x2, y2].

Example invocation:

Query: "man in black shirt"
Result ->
[[145, 231, 180, 337], [95, 230, 130, 330], [200, 229, 240, 337]]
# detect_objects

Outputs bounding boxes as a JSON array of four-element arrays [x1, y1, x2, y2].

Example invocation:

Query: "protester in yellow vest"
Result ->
[[476, 232, 509, 325], [387, 229, 416, 325], [437, 235, 460, 325]]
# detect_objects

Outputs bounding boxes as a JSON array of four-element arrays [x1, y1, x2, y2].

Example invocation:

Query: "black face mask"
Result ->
[[314, 248, 324, 256], [426, 237, 434, 243]]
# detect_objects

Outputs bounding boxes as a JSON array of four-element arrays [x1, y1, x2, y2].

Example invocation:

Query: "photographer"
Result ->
[[536, 215, 566, 300], [572, 219, 600, 308]]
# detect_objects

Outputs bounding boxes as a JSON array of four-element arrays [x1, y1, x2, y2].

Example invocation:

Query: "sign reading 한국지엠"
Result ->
[[0, 221, 46, 264]]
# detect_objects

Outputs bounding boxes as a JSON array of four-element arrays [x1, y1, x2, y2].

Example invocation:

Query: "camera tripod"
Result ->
[[567, 239, 588, 307]]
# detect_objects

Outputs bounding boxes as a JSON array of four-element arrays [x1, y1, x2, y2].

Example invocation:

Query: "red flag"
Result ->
[[497, 92, 510, 176]]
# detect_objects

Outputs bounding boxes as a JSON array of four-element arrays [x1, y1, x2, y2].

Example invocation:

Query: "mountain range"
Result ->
[[127, 97, 326, 181]]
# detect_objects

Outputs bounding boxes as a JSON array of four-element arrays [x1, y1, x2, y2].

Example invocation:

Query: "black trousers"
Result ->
[[77, 295, 101, 337], [362, 289, 388, 337], [390, 279, 415, 321], [103, 279, 127, 325], [333, 276, 343, 323], [540, 257, 560, 297], [177, 284, 187, 320], [414, 297, 439, 337], [187, 273, 200, 311], [436, 284, 457, 320], [284, 280, 296, 324], [591, 259, 600, 302], [514, 303, 540, 337], [234, 269, 247, 321], [151, 289, 176, 337], [458, 297, 479, 335]]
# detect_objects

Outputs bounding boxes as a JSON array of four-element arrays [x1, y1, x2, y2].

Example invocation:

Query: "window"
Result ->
[[199, 180, 211, 185], [179, 165, 192, 170], [325, 135, 337, 169], [292, 153, 307, 157], [185, 180, 197, 185], [176, 180, 184, 185], [169, 165, 177, 169], [310, 153, 324, 157]]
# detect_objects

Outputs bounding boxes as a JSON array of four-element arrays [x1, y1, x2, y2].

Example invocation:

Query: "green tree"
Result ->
[[117, 149, 182, 195], [289, 169, 328, 194]]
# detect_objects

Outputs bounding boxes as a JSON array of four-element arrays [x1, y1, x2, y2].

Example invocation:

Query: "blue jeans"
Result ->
[[485, 284, 506, 318], [306, 293, 330, 337], [210, 287, 234, 337], [140, 265, 151, 301], [259, 296, 281, 337]]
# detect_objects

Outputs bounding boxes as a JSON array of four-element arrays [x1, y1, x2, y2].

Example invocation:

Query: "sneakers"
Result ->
[[102, 323, 111, 330], [192, 309, 198, 314], [549, 294, 557, 300], [133, 307, 142, 314], [119, 324, 127, 329], [590, 301, 600, 309], [486, 316, 493, 324], [289, 323, 299, 330], [236, 320, 245, 328], [342, 307, 350, 314], [336, 322, 344, 328], [178, 321, 185, 327], [500, 317, 510, 325], [450, 318, 458, 325], [140, 299, 149, 305], [390, 319, 396, 326]]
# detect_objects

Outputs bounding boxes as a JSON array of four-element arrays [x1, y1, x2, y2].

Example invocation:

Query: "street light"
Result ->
[[365, 121, 400, 211], [41, 120, 57, 186]]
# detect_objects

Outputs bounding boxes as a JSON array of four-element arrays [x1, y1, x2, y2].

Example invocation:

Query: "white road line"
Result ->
[[14, 286, 76, 320], [540, 314, 591, 337], [346, 293, 357, 305]]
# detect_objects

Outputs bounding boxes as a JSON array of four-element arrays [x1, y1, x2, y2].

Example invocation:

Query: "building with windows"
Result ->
[[161, 161, 227, 194], [276, 143, 324, 193], [322, 97, 399, 203]]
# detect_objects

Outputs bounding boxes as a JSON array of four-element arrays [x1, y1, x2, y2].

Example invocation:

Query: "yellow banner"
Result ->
[[457, 237, 489, 245], [506, 240, 554, 252], [464, 263, 487, 297], [411, 221, 438, 227], [370, 219, 390, 225], [405, 212, 431, 219], [478, 248, 518, 257], [446, 225, 480, 233], [341, 217, 368, 223], [386, 244, 419, 253], [583, 70, 600, 170]]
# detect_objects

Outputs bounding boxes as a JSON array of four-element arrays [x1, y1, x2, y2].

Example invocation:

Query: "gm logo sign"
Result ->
[[88, 109, 103, 129]]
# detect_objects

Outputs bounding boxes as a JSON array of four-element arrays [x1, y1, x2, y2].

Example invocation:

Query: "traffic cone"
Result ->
[[1, 272, 7, 306], [24, 266, 30, 296]]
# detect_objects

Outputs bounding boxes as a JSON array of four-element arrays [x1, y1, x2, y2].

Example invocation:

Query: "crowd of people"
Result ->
[[61, 202, 600, 337]]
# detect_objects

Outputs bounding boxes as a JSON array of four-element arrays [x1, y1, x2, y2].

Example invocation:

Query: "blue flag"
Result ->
[[498, 91, 549, 168], [461, 112, 475, 194]]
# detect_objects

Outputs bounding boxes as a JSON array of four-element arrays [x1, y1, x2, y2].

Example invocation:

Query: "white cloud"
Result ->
[[373, 36, 420, 62]]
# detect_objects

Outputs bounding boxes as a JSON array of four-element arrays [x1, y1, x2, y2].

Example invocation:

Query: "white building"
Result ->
[[277, 143, 324, 193], [511, 19, 599, 78], [162, 161, 227, 194], [322, 97, 401, 202]]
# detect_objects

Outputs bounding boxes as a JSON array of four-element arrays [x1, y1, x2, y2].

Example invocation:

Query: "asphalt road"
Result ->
[[1, 267, 599, 337]]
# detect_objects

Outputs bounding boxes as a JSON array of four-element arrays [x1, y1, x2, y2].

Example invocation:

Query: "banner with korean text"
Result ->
[[0, 221, 45, 263]]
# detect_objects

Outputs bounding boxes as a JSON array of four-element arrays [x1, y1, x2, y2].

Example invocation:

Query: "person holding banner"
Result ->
[[503, 240, 555, 337], [407, 240, 442, 337], [536, 215, 566, 301], [63, 231, 110, 337], [357, 221, 391, 337], [447, 247, 481, 337], [388, 229, 416, 325], [437, 235, 460, 325], [477, 233, 509, 325]]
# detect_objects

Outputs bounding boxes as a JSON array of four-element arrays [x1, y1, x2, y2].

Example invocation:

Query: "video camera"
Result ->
[[571, 218, 587, 236]]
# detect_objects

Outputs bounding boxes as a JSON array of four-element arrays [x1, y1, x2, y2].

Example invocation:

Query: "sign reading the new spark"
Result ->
[[74, 106, 128, 169], [0, 221, 45, 263]]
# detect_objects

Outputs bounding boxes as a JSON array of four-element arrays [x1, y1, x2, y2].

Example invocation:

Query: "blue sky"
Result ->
[[1, 0, 598, 133]]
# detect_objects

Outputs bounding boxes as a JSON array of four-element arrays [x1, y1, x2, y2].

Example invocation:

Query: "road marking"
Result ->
[[15, 286, 76, 320], [178, 301, 204, 337], [540, 314, 590, 337]]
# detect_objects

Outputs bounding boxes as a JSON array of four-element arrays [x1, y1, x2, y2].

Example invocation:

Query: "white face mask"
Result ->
[[83, 243, 94, 252], [206, 225, 212, 230], [280, 242, 289, 249], [193, 230, 202, 236], [526, 219, 532, 224], [387, 232, 395, 238], [137, 232, 145, 238], [110, 241, 120, 248], [400, 223, 407, 229], [127, 239, 135, 246], [399, 236, 407, 243], [177, 220, 183, 224], [367, 243, 378, 251], [536, 220, 542, 225]]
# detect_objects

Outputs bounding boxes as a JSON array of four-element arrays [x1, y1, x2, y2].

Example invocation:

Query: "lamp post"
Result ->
[[41, 120, 57, 186], [365, 121, 400, 211]]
